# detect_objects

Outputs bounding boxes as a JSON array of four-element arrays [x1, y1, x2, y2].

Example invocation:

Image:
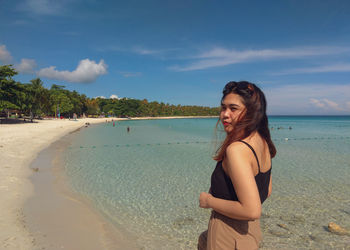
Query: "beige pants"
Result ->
[[198, 211, 262, 250]]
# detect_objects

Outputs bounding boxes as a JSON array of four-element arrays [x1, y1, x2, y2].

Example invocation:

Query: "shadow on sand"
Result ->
[[0, 118, 38, 124]]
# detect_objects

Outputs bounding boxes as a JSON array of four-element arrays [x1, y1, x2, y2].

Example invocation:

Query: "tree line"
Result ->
[[0, 65, 219, 118]]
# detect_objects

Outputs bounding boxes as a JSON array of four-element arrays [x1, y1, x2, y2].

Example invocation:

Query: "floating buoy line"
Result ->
[[68, 136, 350, 150]]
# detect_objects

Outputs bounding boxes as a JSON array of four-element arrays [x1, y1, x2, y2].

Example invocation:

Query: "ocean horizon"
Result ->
[[62, 116, 350, 249]]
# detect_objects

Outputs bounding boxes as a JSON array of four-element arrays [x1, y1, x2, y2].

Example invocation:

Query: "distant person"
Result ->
[[127, 126, 130, 133], [198, 81, 276, 249], [113, 121, 115, 127]]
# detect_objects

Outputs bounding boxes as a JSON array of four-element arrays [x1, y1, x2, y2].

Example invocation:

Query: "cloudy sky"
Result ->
[[1, 0, 350, 115]]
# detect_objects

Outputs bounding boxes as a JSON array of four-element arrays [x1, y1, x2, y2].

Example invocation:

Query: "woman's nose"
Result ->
[[223, 109, 230, 117]]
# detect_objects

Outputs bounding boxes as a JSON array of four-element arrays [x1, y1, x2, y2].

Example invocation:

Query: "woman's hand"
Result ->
[[199, 192, 213, 209]]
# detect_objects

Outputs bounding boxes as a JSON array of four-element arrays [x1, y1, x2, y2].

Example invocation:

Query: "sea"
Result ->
[[62, 116, 350, 249]]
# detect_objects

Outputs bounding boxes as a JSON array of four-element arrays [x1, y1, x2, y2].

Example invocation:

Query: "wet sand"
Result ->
[[0, 116, 214, 249], [24, 128, 139, 250], [0, 118, 124, 249]]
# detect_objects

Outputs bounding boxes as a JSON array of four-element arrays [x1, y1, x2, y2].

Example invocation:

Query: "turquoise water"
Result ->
[[63, 117, 350, 249]]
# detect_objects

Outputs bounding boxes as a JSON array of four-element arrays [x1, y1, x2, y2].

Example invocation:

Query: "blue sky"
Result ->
[[1, 0, 350, 115]]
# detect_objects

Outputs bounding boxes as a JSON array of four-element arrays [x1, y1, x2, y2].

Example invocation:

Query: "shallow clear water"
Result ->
[[63, 117, 350, 249]]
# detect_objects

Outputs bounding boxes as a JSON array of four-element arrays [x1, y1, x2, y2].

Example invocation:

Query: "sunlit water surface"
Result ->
[[63, 117, 350, 249]]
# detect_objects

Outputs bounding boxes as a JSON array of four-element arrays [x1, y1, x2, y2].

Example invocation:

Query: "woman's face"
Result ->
[[220, 93, 246, 133]]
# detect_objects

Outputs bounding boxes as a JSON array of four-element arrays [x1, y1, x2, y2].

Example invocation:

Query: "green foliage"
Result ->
[[0, 65, 219, 118], [0, 65, 21, 113], [96, 98, 219, 118], [86, 98, 100, 115], [50, 92, 73, 115], [0, 65, 17, 80]]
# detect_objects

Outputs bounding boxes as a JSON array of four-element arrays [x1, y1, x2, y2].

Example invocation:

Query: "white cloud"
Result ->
[[322, 99, 344, 111], [119, 71, 142, 77], [309, 98, 344, 111], [17, 0, 63, 15], [131, 46, 179, 56], [37, 59, 108, 83], [310, 98, 325, 108], [0, 45, 36, 74], [346, 102, 350, 110], [110, 94, 119, 99], [100, 46, 179, 59], [170, 46, 350, 71], [15, 58, 37, 74], [96, 96, 106, 99], [133, 48, 159, 55], [274, 63, 350, 75], [264, 83, 350, 114], [102, 46, 163, 55], [0, 45, 13, 64]]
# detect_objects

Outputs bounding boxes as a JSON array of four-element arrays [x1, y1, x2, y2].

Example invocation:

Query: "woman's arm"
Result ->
[[199, 142, 262, 220]]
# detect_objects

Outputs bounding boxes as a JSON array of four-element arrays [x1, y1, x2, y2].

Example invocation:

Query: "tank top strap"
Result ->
[[238, 140, 261, 172]]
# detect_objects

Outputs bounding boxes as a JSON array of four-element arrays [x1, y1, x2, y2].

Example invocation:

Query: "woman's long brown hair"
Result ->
[[214, 81, 276, 161]]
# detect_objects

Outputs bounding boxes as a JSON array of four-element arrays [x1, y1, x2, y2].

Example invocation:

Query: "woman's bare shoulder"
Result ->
[[224, 141, 255, 178], [227, 141, 244, 151], [226, 141, 252, 162]]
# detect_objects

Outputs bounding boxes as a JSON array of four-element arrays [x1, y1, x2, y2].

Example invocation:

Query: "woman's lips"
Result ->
[[223, 122, 230, 126]]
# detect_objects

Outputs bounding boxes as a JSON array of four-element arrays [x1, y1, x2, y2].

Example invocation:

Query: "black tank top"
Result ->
[[210, 140, 271, 204]]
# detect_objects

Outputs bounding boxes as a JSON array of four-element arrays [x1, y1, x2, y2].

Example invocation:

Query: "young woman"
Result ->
[[198, 81, 276, 250]]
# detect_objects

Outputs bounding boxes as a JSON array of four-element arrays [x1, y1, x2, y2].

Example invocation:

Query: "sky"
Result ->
[[1, 0, 350, 115]]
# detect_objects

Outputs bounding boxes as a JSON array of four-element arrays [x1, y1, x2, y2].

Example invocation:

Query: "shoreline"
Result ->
[[0, 116, 215, 249], [24, 127, 139, 249], [0, 117, 123, 249]]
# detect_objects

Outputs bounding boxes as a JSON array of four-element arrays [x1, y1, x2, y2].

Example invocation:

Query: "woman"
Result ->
[[198, 81, 276, 250]]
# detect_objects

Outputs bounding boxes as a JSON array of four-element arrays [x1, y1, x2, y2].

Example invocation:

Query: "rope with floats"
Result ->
[[69, 136, 350, 150]]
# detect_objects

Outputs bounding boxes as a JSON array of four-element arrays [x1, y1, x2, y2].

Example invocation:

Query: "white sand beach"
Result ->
[[0, 118, 126, 249], [0, 116, 216, 249]]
